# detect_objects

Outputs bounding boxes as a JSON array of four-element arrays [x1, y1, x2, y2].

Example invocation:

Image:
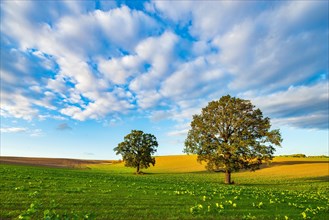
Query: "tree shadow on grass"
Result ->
[[271, 160, 328, 166], [236, 175, 329, 187], [141, 170, 213, 175], [259, 160, 329, 170], [301, 175, 329, 182]]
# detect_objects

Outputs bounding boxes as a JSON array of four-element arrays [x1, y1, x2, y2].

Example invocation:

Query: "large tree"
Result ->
[[114, 130, 158, 174], [184, 95, 282, 184]]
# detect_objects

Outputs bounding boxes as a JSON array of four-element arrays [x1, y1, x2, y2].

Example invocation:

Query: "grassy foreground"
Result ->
[[0, 156, 328, 219]]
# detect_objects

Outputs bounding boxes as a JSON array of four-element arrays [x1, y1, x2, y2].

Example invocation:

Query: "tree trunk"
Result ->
[[136, 164, 140, 174], [225, 170, 232, 184]]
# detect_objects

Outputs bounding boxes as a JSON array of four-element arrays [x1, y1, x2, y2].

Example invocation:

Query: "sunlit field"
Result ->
[[1, 156, 328, 219]]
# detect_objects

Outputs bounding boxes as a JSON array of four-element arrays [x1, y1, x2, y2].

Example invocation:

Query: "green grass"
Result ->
[[0, 157, 328, 219]]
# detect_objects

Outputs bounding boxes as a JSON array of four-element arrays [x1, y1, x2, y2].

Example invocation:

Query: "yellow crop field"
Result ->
[[89, 155, 205, 173], [89, 155, 329, 180], [252, 157, 329, 178], [146, 155, 206, 172]]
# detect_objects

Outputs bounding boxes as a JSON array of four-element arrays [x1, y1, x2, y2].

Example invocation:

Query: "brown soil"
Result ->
[[0, 156, 118, 168]]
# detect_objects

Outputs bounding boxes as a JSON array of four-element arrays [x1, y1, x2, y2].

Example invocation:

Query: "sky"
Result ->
[[0, 0, 328, 160]]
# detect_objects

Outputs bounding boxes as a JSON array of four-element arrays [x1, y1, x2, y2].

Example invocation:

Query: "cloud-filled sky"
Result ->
[[1, 0, 328, 159]]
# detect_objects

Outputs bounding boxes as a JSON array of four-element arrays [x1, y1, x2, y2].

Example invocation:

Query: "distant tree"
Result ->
[[114, 130, 158, 174], [279, 154, 306, 158], [184, 95, 282, 184]]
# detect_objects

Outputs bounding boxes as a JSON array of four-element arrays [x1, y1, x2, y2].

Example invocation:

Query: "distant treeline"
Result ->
[[307, 155, 329, 158], [276, 154, 329, 158]]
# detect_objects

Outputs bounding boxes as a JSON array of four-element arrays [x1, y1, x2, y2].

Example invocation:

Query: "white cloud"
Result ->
[[167, 129, 189, 137], [60, 106, 83, 120], [148, 1, 193, 24], [152, 1, 260, 40], [1, 0, 327, 132], [136, 90, 162, 109], [0, 126, 43, 137], [94, 6, 159, 51], [29, 129, 43, 137], [251, 83, 328, 115], [57, 58, 104, 95], [130, 31, 179, 92], [29, 85, 42, 93], [166, 122, 191, 137], [245, 82, 329, 129], [161, 56, 225, 100], [0, 70, 17, 84], [31, 50, 56, 70], [212, 2, 328, 91], [102, 116, 123, 127], [46, 74, 67, 94], [32, 91, 57, 110], [0, 127, 27, 133], [213, 20, 255, 73], [38, 114, 67, 121], [98, 55, 142, 85], [152, 1, 328, 93], [60, 92, 133, 121], [1, 1, 164, 121], [219, 27, 327, 91], [0, 90, 39, 120], [272, 114, 327, 130], [268, 1, 328, 36], [150, 110, 173, 122], [129, 31, 179, 109]]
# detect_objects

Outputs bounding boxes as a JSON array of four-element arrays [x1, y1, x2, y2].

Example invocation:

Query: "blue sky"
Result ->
[[1, 0, 328, 159]]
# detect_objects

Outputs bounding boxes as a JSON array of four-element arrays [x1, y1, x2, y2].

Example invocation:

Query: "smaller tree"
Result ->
[[114, 130, 158, 174]]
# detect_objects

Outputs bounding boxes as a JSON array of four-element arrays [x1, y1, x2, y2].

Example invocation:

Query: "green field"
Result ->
[[1, 156, 328, 219]]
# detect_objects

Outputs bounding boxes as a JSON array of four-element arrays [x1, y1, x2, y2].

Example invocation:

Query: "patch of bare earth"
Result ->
[[0, 156, 116, 168]]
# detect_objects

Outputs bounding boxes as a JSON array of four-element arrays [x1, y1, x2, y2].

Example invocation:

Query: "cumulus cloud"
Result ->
[[151, 1, 261, 39], [0, 0, 327, 132], [98, 55, 142, 85], [152, 1, 328, 92], [129, 31, 179, 109], [161, 56, 226, 100], [60, 92, 133, 121], [131, 31, 179, 89], [0, 90, 39, 120], [94, 6, 160, 51], [1, 1, 160, 121]]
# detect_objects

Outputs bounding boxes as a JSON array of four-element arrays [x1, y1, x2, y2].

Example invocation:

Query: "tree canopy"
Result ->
[[114, 130, 158, 174], [184, 95, 282, 184]]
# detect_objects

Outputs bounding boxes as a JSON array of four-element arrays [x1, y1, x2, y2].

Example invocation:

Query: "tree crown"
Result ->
[[114, 130, 158, 172], [184, 95, 282, 172]]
